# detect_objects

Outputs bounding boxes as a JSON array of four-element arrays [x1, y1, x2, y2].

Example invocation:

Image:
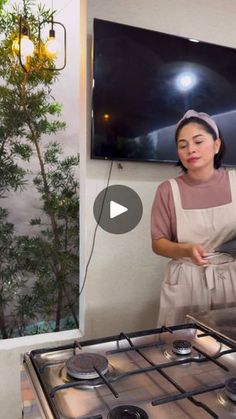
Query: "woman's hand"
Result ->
[[186, 243, 208, 265], [152, 238, 208, 265]]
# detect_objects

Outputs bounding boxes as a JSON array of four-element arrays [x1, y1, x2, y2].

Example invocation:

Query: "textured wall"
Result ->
[[80, 0, 236, 340]]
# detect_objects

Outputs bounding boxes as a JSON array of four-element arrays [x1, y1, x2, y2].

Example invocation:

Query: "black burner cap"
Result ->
[[107, 405, 148, 419], [172, 339, 192, 355], [66, 353, 108, 379]]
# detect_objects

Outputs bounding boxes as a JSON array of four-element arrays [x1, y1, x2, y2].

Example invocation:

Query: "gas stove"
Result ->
[[23, 323, 236, 418]]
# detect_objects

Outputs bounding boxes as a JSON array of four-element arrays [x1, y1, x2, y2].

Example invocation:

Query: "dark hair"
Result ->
[[175, 116, 226, 172]]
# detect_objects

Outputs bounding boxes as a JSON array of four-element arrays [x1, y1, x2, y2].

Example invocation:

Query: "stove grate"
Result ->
[[49, 351, 225, 398], [49, 330, 236, 419], [118, 332, 226, 419], [151, 382, 225, 407], [30, 324, 236, 419]]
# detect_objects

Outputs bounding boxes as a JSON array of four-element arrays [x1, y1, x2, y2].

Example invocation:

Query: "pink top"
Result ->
[[151, 169, 231, 241]]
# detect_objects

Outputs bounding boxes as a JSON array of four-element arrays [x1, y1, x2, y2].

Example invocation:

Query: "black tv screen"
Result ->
[[91, 18, 236, 166]]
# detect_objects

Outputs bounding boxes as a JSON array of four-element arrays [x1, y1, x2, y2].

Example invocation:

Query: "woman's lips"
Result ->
[[187, 157, 199, 163]]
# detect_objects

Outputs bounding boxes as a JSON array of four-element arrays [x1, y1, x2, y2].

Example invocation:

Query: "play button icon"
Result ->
[[93, 185, 143, 234], [110, 201, 128, 219]]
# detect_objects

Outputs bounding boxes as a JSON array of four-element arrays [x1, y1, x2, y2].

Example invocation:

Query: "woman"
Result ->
[[151, 109, 236, 326]]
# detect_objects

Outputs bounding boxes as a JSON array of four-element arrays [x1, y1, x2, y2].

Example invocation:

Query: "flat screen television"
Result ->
[[91, 18, 236, 166]]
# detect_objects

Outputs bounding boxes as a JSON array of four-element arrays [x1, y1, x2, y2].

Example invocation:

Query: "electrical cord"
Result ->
[[79, 160, 114, 296], [54, 0, 73, 17]]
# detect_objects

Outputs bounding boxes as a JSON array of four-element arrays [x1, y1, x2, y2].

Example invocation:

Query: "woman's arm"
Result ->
[[152, 237, 208, 266]]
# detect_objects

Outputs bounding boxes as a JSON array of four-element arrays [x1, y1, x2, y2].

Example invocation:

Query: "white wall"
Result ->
[[2, 0, 236, 418], [80, 0, 236, 340]]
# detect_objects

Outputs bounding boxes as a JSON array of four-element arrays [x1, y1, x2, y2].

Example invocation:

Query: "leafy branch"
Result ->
[[0, 1, 79, 338]]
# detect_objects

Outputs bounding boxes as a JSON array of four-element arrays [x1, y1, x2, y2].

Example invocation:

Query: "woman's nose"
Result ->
[[187, 143, 196, 153]]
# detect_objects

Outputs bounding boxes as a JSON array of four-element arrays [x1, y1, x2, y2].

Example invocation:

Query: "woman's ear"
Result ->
[[214, 138, 221, 154]]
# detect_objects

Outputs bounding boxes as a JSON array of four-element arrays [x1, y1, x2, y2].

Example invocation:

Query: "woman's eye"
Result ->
[[195, 141, 203, 145]]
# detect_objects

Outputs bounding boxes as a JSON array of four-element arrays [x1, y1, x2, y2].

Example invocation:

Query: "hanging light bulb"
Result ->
[[38, 0, 66, 69], [44, 28, 60, 59], [39, 18, 66, 71], [12, 16, 35, 72], [12, 1, 66, 72], [12, 35, 34, 57]]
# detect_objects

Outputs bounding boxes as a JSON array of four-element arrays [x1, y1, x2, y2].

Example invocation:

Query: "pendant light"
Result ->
[[12, 15, 35, 72], [39, 17, 67, 71], [12, 0, 66, 73]]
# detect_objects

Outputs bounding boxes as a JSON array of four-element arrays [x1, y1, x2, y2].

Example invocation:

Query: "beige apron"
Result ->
[[157, 170, 236, 326]]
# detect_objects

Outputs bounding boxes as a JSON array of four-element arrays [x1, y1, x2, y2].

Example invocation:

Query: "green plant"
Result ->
[[0, 0, 8, 13], [0, 208, 27, 338], [17, 144, 80, 331], [0, 0, 79, 338]]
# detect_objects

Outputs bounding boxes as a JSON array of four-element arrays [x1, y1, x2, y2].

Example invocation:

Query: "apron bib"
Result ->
[[157, 170, 236, 326]]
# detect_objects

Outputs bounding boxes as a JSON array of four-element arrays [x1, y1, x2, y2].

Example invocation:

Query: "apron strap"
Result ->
[[169, 178, 182, 210], [204, 264, 214, 290]]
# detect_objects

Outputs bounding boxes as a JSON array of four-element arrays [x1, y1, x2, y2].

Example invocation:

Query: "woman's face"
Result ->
[[176, 122, 221, 174]]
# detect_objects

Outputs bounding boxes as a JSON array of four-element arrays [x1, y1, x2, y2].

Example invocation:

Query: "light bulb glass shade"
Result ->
[[12, 35, 35, 57], [44, 36, 60, 59], [38, 19, 66, 71]]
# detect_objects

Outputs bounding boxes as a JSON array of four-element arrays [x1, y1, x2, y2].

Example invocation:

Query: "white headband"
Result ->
[[176, 109, 219, 138]]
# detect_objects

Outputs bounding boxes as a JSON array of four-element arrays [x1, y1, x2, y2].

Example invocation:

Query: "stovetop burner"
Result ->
[[218, 378, 236, 413], [107, 405, 148, 418], [163, 338, 199, 362], [60, 362, 117, 388], [225, 377, 236, 401], [172, 339, 192, 355], [66, 353, 109, 379]]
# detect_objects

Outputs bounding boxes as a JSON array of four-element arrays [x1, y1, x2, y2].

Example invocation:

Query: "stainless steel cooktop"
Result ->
[[23, 323, 236, 418]]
